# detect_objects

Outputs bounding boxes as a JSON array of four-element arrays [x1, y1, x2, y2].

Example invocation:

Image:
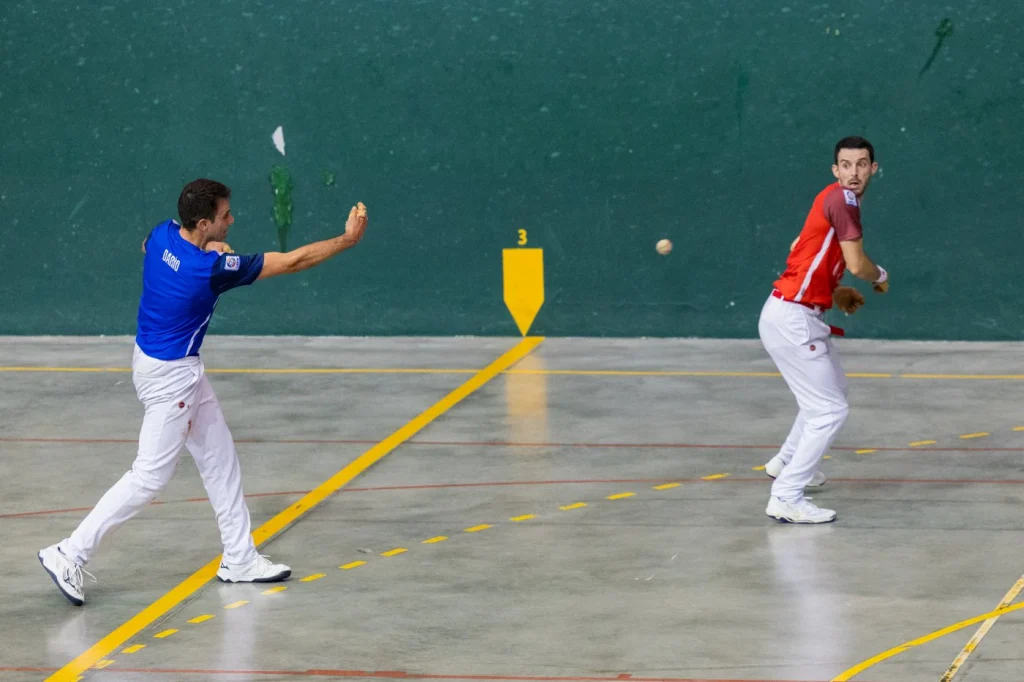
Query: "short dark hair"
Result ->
[[178, 179, 231, 229], [834, 136, 874, 164]]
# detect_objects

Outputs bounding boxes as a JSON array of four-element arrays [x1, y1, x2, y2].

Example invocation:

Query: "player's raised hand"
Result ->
[[344, 202, 368, 244], [205, 241, 234, 254]]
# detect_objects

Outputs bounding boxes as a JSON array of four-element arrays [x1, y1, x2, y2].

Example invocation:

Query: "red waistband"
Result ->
[[771, 289, 822, 311], [770, 290, 845, 337]]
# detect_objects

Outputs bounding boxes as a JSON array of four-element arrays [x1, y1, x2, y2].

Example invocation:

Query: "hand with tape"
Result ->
[[872, 265, 889, 293]]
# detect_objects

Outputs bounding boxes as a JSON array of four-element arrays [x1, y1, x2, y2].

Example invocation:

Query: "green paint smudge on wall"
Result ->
[[270, 165, 293, 251], [919, 18, 953, 79], [323, 171, 336, 187]]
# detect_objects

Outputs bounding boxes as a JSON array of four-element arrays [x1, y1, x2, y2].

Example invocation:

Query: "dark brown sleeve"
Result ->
[[824, 188, 863, 242]]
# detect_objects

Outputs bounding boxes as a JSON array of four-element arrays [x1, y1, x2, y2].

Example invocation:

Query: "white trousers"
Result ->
[[60, 345, 259, 567], [758, 295, 850, 502]]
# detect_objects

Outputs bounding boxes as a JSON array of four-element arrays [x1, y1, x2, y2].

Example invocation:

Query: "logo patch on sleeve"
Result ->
[[843, 189, 858, 206], [225, 255, 240, 271]]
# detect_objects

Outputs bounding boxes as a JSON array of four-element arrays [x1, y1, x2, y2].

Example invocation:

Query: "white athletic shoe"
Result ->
[[217, 555, 291, 583], [765, 496, 837, 524], [38, 544, 94, 606], [763, 455, 827, 487]]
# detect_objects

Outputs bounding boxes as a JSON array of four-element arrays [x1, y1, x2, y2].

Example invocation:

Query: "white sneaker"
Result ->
[[38, 544, 94, 606], [763, 455, 827, 487], [765, 496, 837, 524], [217, 555, 291, 583]]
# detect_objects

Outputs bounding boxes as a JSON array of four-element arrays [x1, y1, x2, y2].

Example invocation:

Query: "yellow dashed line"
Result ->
[[823, 455, 832, 460], [340, 560, 367, 569], [751, 465, 766, 471], [121, 645, 145, 654], [187, 614, 215, 624], [381, 548, 408, 557], [262, 586, 287, 595], [300, 573, 326, 582], [653, 482, 681, 490], [422, 536, 448, 544], [701, 473, 730, 480], [224, 600, 249, 609], [910, 440, 937, 447], [94, 660, 115, 669], [856, 449, 878, 454], [559, 502, 587, 510], [510, 514, 536, 522], [153, 629, 178, 639], [607, 492, 635, 500], [960, 432, 989, 440], [464, 524, 492, 533], [1013, 426, 1024, 431]]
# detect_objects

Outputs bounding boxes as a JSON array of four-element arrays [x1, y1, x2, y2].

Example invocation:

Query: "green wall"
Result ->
[[2, 1, 1021, 339]]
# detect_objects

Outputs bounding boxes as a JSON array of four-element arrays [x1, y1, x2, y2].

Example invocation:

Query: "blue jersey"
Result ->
[[135, 220, 264, 360]]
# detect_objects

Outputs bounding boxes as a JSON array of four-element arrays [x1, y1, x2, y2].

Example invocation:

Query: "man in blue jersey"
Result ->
[[38, 179, 368, 605]]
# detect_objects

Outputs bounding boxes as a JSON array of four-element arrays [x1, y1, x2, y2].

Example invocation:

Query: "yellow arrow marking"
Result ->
[[503, 248, 545, 336]]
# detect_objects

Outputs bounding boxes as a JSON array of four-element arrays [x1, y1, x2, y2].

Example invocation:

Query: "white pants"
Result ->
[[59, 345, 259, 567], [758, 295, 850, 502]]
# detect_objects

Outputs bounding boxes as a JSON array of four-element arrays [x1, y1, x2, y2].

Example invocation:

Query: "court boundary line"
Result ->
[[45, 336, 544, 682], [938, 573, 1024, 681], [6, 365, 1024, 380], [830, 602, 1024, 680]]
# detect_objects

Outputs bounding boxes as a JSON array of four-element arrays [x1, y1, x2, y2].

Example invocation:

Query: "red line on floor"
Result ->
[[1, 436, 1022, 453], [6, 477, 1024, 520]]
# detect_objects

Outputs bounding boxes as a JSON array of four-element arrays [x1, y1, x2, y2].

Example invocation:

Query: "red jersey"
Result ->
[[774, 183, 864, 308]]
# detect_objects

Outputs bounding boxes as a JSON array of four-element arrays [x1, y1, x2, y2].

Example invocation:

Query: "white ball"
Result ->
[[656, 238, 673, 255]]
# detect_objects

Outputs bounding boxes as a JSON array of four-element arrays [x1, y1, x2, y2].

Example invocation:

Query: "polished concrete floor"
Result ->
[[2, 336, 1023, 682]]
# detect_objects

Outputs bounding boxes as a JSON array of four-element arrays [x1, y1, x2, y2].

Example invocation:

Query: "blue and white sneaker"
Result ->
[[38, 544, 94, 606]]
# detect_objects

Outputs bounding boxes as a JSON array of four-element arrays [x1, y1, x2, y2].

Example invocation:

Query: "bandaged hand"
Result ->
[[206, 241, 234, 254], [833, 286, 865, 315]]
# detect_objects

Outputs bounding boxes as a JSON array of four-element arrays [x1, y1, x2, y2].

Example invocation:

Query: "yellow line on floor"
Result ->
[[300, 573, 326, 582], [606, 492, 635, 500], [901, 373, 1024, 380], [652, 483, 681, 490], [464, 524, 492, 533], [7, 365, 1024, 380], [855, 449, 878, 454], [1014, 426, 1024, 431], [421, 536, 448, 544], [959, 432, 989, 439], [830, 602, 1024, 681], [44, 336, 544, 682], [262, 586, 287, 595], [340, 560, 366, 569], [187, 614, 214, 623], [559, 502, 587, 510], [909, 440, 937, 447], [224, 600, 249, 609], [380, 548, 408, 556], [510, 514, 536, 522], [121, 645, 145, 654], [938, 574, 1024, 682], [152, 630, 177, 639], [94, 660, 114, 669], [701, 473, 730, 480]]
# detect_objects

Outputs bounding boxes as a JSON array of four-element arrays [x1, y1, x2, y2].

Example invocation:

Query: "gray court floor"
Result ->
[[2, 336, 1023, 682]]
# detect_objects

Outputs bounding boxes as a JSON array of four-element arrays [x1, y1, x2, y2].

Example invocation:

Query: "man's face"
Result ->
[[832, 148, 877, 196], [199, 199, 234, 242]]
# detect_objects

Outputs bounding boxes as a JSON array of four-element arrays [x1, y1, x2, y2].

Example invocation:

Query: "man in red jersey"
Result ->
[[759, 136, 889, 524]]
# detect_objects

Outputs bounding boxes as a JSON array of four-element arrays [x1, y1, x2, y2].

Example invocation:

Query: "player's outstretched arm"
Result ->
[[839, 239, 888, 292], [258, 202, 368, 281]]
